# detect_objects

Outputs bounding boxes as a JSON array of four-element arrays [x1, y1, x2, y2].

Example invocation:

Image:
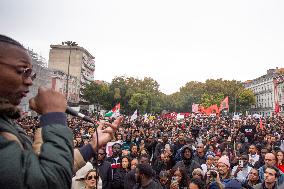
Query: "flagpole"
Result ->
[[228, 96, 230, 113], [234, 95, 237, 113]]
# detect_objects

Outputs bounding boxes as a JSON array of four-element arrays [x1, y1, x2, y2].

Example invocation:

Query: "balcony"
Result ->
[[80, 76, 91, 85], [82, 72, 94, 82], [83, 59, 95, 71], [254, 89, 273, 95]]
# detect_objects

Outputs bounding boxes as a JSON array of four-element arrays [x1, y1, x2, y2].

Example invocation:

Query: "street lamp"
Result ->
[[61, 41, 78, 101]]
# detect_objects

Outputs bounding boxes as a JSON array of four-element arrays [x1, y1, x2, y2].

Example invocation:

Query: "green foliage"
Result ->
[[238, 89, 256, 112], [129, 93, 148, 113], [82, 76, 164, 114], [81, 82, 112, 109], [168, 79, 245, 112], [201, 93, 224, 108], [82, 76, 256, 114]]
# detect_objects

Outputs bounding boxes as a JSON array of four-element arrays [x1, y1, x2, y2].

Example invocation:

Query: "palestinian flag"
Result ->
[[105, 103, 120, 117]]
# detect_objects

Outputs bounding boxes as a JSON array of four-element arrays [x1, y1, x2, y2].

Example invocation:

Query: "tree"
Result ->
[[108, 76, 164, 114], [82, 76, 254, 114], [177, 81, 205, 112], [81, 82, 112, 110], [201, 93, 224, 108], [113, 88, 121, 101], [109, 76, 128, 110], [129, 93, 148, 113], [27, 48, 47, 67], [238, 89, 256, 113]]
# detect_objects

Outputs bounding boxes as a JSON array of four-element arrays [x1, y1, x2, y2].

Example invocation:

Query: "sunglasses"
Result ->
[[0, 62, 36, 81], [87, 175, 99, 180]]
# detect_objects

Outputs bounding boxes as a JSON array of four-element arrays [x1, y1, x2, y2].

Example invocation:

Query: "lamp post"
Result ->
[[61, 41, 78, 101]]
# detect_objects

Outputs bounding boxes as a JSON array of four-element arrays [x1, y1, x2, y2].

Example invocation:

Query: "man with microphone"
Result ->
[[0, 34, 123, 189]]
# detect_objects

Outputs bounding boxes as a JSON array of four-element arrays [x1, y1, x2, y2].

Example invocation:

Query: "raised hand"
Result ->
[[90, 116, 124, 150]]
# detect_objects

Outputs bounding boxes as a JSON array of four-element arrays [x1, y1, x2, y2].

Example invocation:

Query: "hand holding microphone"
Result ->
[[29, 87, 67, 114], [29, 87, 95, 124]]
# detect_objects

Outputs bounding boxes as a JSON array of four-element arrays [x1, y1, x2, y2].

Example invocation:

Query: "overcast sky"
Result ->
[[1, 0, 284, 94]]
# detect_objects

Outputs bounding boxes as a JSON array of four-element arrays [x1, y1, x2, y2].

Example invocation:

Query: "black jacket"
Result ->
[[193, 153, 206, 165], [106, 156, 121, 179], [112, 168, 129, 189], [132, 179, 163, 189], [124, 169, 137, 189], [93, 160, 112, 189]]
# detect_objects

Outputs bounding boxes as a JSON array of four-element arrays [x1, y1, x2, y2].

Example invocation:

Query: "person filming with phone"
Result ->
[[231, 154, 252, 184]]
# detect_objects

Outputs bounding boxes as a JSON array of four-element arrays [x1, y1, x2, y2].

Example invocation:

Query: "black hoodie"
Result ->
[[174, 145, 201, 177]]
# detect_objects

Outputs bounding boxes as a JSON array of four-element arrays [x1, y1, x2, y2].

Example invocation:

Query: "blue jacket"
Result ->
[[259, 166, 284, 186]]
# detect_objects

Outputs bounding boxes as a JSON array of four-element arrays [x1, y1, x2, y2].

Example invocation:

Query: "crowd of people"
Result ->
[[16, 113, 284, 189], [2, 34, 284, 189]]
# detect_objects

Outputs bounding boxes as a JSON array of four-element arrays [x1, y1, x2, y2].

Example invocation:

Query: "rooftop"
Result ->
[[50, 44, 95, 59]]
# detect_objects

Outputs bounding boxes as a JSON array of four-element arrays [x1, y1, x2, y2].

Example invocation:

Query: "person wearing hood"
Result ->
[[174, 145, 201, 178]]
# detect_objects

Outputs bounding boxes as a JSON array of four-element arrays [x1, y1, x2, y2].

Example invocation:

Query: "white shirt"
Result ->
[[232, 165, 252, 183], [249, 154, 259, 166]]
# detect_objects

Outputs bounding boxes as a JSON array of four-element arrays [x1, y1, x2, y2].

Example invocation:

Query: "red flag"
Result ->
[[198, 105, 205, 113], [204, 107, 212, 115], [275, 102, 280, 113], [260, 118, 263, 130], [210, 104, 220, 114], [203, 104, 220, 115], [220, 96, 229, 111]]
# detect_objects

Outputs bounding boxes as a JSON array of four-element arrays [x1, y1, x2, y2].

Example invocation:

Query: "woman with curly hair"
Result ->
[[170, 166, 188, 189]]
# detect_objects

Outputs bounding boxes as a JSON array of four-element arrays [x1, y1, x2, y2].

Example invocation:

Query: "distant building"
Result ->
[[20, 51, 52, 114], [48, 44, 95, 104], [50, 70, 80, 105], [273, 74, 284, 115], [244, 68, 283, 116]]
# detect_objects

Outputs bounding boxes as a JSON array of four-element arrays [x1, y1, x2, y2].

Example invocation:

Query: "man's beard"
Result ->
[[0, 97, 21, 119]]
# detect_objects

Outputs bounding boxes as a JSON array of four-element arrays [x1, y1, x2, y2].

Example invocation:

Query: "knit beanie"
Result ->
[[217, 155, 230, 167]]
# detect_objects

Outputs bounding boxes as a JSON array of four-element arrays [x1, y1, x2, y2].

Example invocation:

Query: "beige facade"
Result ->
[[244, 68, 283, 117], [49, 45, 94, 79], [50, 70, 80, 104], [48, 44, 95, 103]]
